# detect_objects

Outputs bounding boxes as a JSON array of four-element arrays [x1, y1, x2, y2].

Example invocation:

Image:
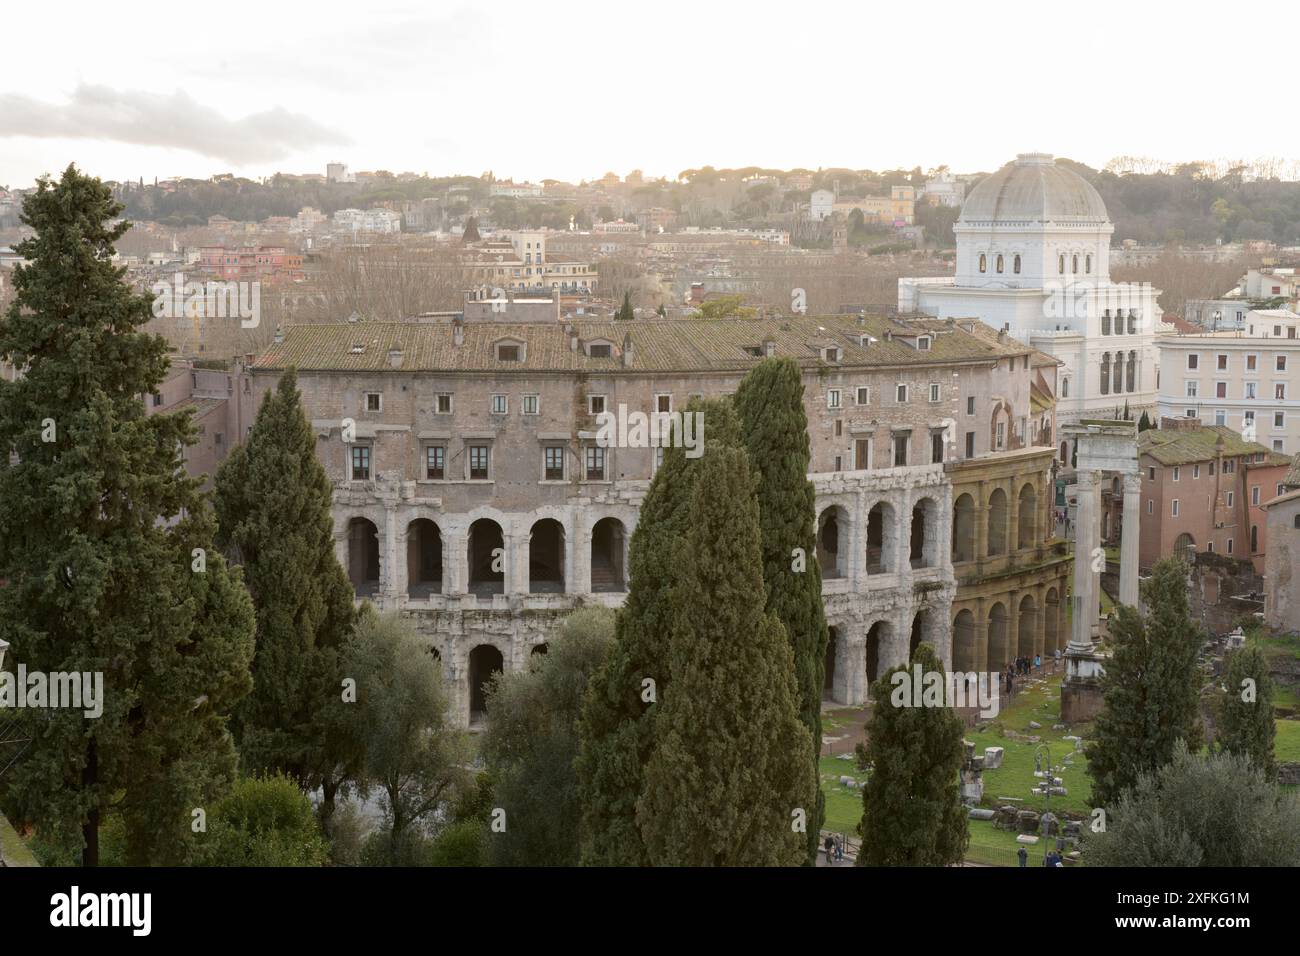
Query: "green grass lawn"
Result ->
[[819, 755, 864, 835], [0, 811, 38, 867], [1275, 718, 1300, 764], [965, 670, 1094, 815]]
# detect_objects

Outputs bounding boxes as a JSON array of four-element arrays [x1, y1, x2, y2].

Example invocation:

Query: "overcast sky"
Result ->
[[2, 0, 1294, 188]]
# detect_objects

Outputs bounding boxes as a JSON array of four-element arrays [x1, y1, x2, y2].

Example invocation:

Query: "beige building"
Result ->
[[1156, 308, 1300, 457], [246, 311, 1056, 725], [1262, 488, 1300, 633]]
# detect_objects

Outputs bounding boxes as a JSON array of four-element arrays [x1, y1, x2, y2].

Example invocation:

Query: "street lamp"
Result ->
[[1032, 744, 1068, 866]]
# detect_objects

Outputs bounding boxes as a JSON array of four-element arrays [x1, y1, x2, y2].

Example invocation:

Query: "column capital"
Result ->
[[1122, 471, 1142, 493]]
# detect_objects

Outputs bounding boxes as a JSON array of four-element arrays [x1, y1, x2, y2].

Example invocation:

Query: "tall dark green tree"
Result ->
[[213, 368, 359, 830], [577, 398, 739, 865], [1217, 644, 1276, 779], [734, 357, 830, 864], [0, 166, 256, 865], [637, 446, 814, 865], [856, 642, 968, 866], [616, 290, 635, 321], [1087, 557, 1205, 810]]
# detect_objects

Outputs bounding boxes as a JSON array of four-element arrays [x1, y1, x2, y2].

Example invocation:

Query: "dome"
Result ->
[[959, 153, 1109, 224]]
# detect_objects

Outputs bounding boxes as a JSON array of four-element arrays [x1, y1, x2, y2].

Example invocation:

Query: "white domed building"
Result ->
[[900, 153, 1159, 452]]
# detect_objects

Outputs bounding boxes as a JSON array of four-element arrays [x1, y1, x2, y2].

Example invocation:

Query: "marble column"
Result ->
[[1120, 472, 1142, 608], [1070, 470, 1100, 650]]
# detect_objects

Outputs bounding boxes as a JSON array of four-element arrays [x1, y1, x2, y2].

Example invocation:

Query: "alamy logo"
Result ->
[[0, 664, 103, 718], [889, 665, 1001, 719], [151, 273, 261, 328], [594, 404, 704, 458], [50, 886, 151, 936]]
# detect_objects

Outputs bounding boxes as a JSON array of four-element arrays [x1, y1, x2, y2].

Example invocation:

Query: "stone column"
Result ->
[[1120, 472, 1142, 608], [973, 598, 989, 673], [1007, 478, 1021, 561], [381, 504, 399, 607], [975, 481, 989, 565], [1070, 470, 1099, 650]]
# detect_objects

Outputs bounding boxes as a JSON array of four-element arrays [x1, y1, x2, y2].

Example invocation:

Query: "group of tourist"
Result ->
[[1017, 846, 1066, 867], [1002, 654, 1041, 697]]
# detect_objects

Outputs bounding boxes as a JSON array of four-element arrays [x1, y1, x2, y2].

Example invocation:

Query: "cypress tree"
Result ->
[[616, 290, 634, 321], [576, 398, 738, 865], [637, 445, 814, 865], [0, 166, 256, 865], [1087, 557, 1205, 809], [213, 368, 359, 829], [1217, 644, 1276, 779], [734, 357, 829, 864], [856, 642, 968, 866]]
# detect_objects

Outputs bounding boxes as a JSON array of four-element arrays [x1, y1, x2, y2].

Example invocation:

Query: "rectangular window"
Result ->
[[1148, 467, 1156, 480], [996, 422, 1005, 449], [350, 445, 371, 480], [655, 394, 672, 414], [1245, 382, 1257, 400], [490, 394, 508, 415], [929, 383, 941, 403], [1217, 354, 1228, 370], [1278, 355, 1288, 372], [469, 445, 490, 480], [1274, 439, 1285, 453], [436, 393, 453, 414], [1247, 354, 1258, 371], [896, 384, 908, 403], [425, 445, 445, 480], [1193, 464, 1200, 479], [856, 386, 870, 405], [585, 445, 606, 480], [1187, 354, 1199, 370], [497, 344, 520, 362], [1252, 486, 1261, 506], [966, 395, 975, 416], [589, 395, 606, 415], [834, 419, 843, 437], [1146, 500, 1153, 514], [964, 431, 975, 458], [1209, 461, 1216, 475], [588, 344, 612, 359], [1215, 382, 1227, 398], [544, 446, 564, 481], [1276, 383, 1287, 400], [931, 431, 944, 464], [893, 433, 909, 467], [1227, 491, 1234, 507], [1172, 499, 1180, 517], [1173, 466, 1180, 481], [827, 389, 841, 409], [1227, 538, 1233, 555], [855, 439, 870, 470], [1275, 412, 1286, 428], [1185, 381, 1198, 397], [365, 392, 382, 412], [522, 394, 539, 415], [1214, 409, 1227, 426]]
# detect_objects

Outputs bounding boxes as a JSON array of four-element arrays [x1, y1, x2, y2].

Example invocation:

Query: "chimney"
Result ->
[[566, 323, 578, 351], [273, 324, 284, 345], [387, 342, 404, 369], [997, 328, 1007, 342], [622, 333, 634, 368], [763, 337, 776, 357], [452, 317, 464, 347]]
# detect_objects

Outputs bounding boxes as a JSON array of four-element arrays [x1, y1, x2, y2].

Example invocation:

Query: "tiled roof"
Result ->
[[253, 314, 1032, 374], [1283, 452, 1300, 488], [1138, 424, 1286, 467]]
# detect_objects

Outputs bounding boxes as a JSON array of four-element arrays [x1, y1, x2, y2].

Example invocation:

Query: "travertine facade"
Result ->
[[246, 311, 1060, 724]]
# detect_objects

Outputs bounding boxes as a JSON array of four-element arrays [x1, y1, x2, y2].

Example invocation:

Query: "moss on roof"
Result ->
[[1138, 424, 1281, 466], [252, 314, 1033, 374]]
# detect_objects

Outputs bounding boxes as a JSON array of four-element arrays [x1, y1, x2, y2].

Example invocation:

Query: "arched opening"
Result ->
[[996, 253, 1004, 273], [865, 620, 890, 697], [1086, 254, 1092, 274], [910, 497, 938, 569], [1044, 589, 1060, 657], [987, 488, 1008, 557], [979, 253, 987, 273], [824, 627, 838, 700], [910, 609, 930, 659], [1013, 254, 1021, 274], [529, 518, 565, 593], [818, 506, 848, 579], [866, 501, 894, 574], [1174, 532, 1196, 559], [1060, 440, 1069, 464], [531, 642, 549, 657], [988, 602, 1009, 670], [1250, 524, 1259, 553], [468, 644, 504, 724], [468, 518, 505, 597], [952, 493, 975, 563], [1126, 351, 1136, 392], [406, 519, 443, 598], [953, 609, 976, 673], [1062, 376, 1069, 398], [591, 517, 626, 592], [1112, 351, 1124, 393], [1017, 483, 1037, 550], [1017, 594, 1037, 659], [1100, 352, 1110, 394], [347, 517, 380, 597]]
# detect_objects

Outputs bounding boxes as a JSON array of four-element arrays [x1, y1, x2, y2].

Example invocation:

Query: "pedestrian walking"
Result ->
[[824, 835, 835, 865]]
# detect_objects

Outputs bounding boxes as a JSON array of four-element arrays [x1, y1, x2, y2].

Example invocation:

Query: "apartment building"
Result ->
[[1131, 418, 1290, 575], [462, 230, 598, 295], [244, 311, 1060, 725], [1156, 308, 1300, 456]]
